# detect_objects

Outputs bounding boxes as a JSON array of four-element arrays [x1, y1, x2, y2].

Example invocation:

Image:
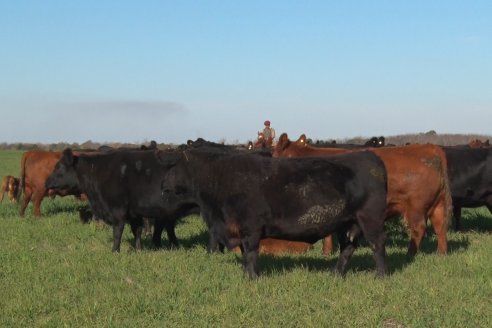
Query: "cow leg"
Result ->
[[112, 222, 125, 253], [200, 211, 221, 253], [356, 215, 388, 277], [32, 192, 43, 218], [364, 230, 387, 278], [152, 220, 165, 248], [0, 179, 7, 203], [405, 212, 427, 258], [334, 225, 359, 276], [19, 189, 32, 217], [241, 235, 261, 279], [453, 206, 462, 232], [322, 235, 334, 256], [165, 221, 179, 248], [142, 218, 153, 238], [429, 202, 449, 255], [130, 218, 143, 251]]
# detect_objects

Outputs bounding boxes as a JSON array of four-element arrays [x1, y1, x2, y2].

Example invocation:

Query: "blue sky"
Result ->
[[1, 1, 491, 144]]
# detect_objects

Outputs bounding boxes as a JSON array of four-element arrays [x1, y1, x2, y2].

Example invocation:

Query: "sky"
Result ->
[[1, 1, 491, 144]]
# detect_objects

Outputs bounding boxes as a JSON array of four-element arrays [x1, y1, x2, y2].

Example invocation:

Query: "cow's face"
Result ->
[[7, 177, 19, 202], [46, 149, 79, 191], [161, 162, 192, 205], [156, 151, 194, 205]]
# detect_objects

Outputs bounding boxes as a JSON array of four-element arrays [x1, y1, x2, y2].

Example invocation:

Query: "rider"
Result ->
[[262, 120, 276, 146]]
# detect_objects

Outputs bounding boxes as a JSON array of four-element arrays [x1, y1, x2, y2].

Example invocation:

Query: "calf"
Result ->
[[158, 147, 388, 278], [0, 175, 20, 203]]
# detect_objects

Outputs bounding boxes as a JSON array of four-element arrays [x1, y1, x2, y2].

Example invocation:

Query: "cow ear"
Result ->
[[187, 140, 193, 146], [277, 133, 290, 150], [62, 148, 75, 166], [296, 134, 308, 147]]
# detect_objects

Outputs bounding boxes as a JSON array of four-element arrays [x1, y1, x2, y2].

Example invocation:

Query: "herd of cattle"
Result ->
[[1, 134, 491, 279]]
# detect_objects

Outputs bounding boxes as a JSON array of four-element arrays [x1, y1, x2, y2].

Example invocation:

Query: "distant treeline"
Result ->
[[0, 131, 491, 151], [0, 140, 174, 151], [313, 131, 491, 147]]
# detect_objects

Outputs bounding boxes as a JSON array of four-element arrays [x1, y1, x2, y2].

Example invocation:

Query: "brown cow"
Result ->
[[18, 150, 87, 217], [232, 238, 313, 255], [469, 139, 490, 148], [273, 133, 452, 257], [0, 175, 20, 203]]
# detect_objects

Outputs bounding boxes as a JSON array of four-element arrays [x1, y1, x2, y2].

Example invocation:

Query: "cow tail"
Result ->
[[440, 153, 453, 228], [16, 152, 27, 201]]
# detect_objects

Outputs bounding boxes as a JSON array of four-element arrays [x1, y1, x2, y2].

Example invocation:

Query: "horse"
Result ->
[[253, 132, 274, 149]]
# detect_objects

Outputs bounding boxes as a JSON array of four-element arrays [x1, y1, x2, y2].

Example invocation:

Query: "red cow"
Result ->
[[233, 238, 313, 255], [273, 133, 452, 257], [18, 150, 87, 217], [469, 139, 490, 148]]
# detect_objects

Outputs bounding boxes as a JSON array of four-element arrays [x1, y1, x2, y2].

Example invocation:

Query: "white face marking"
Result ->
[[120, 164, 127, 176], [135, 160, 143, 172]]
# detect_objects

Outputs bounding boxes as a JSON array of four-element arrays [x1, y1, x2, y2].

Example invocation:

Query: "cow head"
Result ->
[[272, 133, 291, 157], [365, 136, 385, 147], [295, 134, 309, 147], [155, 150, 195, 206], [8, 177, 19, 203], [45, 148, 80, 191]]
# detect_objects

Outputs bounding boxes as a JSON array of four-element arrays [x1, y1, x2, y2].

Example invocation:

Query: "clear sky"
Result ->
[[1, 1, 491, 144]]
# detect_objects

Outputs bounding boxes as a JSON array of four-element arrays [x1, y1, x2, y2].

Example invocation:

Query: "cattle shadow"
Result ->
[[456, 209, 492, 232], [123, 229, 210, 251], [231, 251, 414, 277], [378, 219, 470, 255], [41, 198, 88, 217]]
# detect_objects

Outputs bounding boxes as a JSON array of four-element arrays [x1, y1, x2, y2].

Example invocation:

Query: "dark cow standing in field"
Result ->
[[0, 175, 20, 203], [365, 136, 385, 147], [185, 138, 315, 255], [443, 147, 492, 231], [273, 133, 452, 257], [18, 150, 87, 217], [158, 146, 389, 278], [46, 148, 199, 252]]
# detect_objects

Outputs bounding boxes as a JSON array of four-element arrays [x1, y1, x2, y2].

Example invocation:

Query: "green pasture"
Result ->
[[1, 151, 491, 327]]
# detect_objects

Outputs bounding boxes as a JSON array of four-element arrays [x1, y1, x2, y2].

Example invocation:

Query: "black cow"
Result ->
[[443, 147, 492, 231], [365, 136, 385, 147], [157, 147, 388, 278], [46, 148, 199, 252]]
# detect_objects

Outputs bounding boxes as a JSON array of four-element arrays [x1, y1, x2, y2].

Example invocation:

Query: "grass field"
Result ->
[[1, 150, 492, 327]]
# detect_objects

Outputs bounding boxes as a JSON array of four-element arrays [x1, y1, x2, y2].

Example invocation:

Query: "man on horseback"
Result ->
[[262, 120, 276, 147]]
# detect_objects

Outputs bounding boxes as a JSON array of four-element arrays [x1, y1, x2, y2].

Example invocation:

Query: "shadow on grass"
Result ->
[[254, 251, 415, 276], [41, 198, 88, 217], [122, 228, 210, 252], [456, 208, 492, 232], [233, 241, 473, 277], [377, 218, 471, 255]]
